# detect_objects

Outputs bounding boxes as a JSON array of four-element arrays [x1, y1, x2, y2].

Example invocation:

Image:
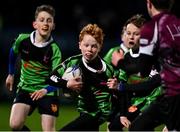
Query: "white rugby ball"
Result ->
[[62, 65, 82, 80]]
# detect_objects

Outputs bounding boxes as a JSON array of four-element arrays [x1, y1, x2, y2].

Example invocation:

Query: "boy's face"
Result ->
[[33, 11, 55, 38], [79, 34, 101, 62], [122, 23, 141, 49]]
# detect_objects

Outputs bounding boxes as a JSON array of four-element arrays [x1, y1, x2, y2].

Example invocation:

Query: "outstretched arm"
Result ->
[[118, 74, 161, 96], [31, 69, 83, 100]]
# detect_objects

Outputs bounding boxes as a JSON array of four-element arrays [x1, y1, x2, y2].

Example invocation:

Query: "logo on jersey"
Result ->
[[43, 56, 50, 63], [166, 24, 180, 40], [22, 49, 29, 54], [50, 75, 59, 83], [51, 104, 58, 113], [128, 105, 138, 113]]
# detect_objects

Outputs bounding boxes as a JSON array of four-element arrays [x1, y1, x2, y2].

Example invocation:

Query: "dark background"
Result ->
[[0, 0, 179, 101], [0, 0, 179, 36]]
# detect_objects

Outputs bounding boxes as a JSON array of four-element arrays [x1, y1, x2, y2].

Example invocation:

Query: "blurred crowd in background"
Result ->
[[0, 0, 179, 102]]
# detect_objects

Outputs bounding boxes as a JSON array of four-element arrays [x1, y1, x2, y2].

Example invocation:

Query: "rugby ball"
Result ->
[[62, 65, 82, 98], [62, 65, 82, 80]]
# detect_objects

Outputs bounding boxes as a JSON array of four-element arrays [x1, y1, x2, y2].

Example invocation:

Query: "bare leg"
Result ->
[[41, 114, 56, 131], [9, 103, 30, 130]]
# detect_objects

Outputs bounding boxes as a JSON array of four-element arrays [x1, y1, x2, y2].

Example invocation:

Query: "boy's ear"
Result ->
[[78, 42, 81, 49], [147, 0, 152, 8], [32, 21, 37, 29]]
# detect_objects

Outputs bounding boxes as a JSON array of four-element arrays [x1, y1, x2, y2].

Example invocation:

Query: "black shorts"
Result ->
[[129, 94, 180, 131], [60, 113, 100, 131], [13, 89, 60, 117]]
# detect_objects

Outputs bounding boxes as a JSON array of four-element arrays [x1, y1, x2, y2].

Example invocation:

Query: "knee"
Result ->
[[9, 119, 24, 130]]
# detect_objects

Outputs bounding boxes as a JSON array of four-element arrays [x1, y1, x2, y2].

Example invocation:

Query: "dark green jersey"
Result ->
[[104, 46, 120, 65], [12, 32, 62, 95], [48, 54, 120, 121], [127, 74, 163, 111], [104, 44, 162, 113], [117, 52, 163, 112], [103, 44, 129, 65]]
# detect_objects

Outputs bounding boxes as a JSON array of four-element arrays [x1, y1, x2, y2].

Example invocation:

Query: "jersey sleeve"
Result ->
[[12, 34, 29, 54], [46, 63, 67, 89], [103, 46, 120, 65], [124, 74, 161, 96], [8, 34, 29, 74], [8, 48, 17, 74], [139, 21, 157, 56], [51, 43, 62, 71]]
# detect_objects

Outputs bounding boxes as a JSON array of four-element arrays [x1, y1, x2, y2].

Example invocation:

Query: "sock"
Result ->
[[12, 125, 30, 131], [21, 125, 30, 131]]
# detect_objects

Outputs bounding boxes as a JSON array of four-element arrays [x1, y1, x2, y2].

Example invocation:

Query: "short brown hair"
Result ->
[[122, 14, 146, 35], [124, 14, 146, 29], [35, 4, 55, 20]]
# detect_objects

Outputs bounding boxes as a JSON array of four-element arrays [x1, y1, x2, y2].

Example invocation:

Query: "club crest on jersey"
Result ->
[[22, 49, 29, 54], [43, 56, 50, 63], [51, 104, 58, 113]]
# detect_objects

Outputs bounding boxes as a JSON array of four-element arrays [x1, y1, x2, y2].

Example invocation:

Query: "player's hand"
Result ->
[[111, 49, 124, 66], [120, 116, 131, 128], [5, 74, 14, 91], [30, 89, 47, 101], [107, 77, 118, 89], [67, 77, 83, 92], [162, 126, 168, 132]]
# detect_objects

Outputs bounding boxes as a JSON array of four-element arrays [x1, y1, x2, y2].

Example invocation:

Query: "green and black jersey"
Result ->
[[103, 44, 129, 66], [12, 32, 62, 95], [104, 44, 162, 114], [47, 54, 121, 122]]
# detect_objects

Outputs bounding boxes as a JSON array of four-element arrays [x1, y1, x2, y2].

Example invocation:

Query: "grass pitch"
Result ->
[[0, 102, 164, 131], [0, 102, 107, 131]]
